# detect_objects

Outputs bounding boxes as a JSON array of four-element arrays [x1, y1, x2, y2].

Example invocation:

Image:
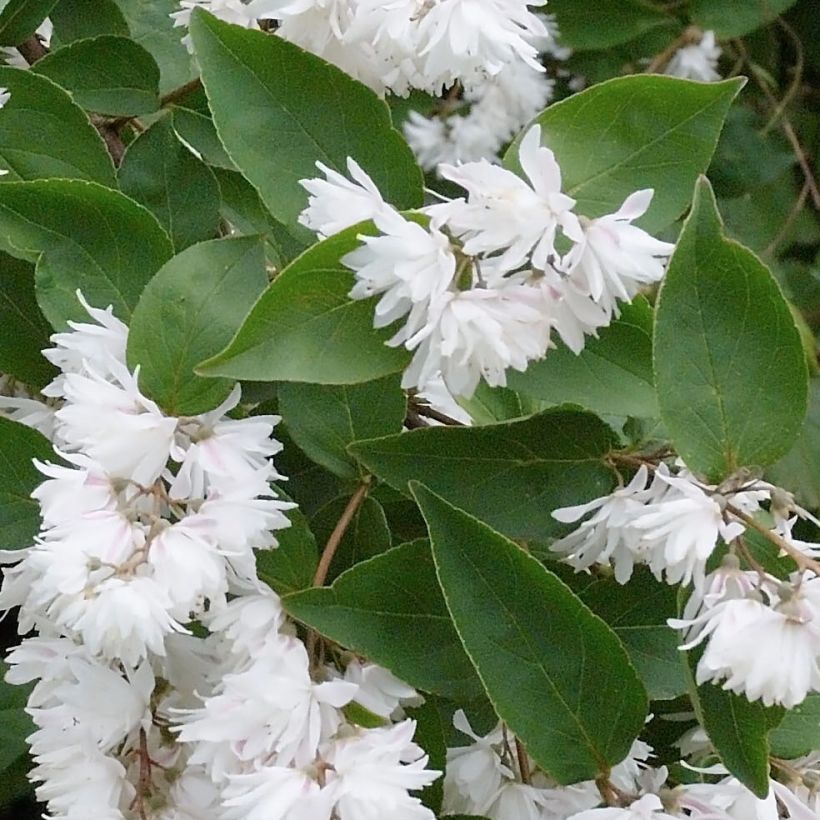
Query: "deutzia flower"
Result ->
[[429, 125, 581, 273], [324, 720, 440, 820], [568, 793, 679, 819], [562, 190, 675, 317], [221, 765, 333, 820], [344, 660, 420, 718], [665, 30, 722, 83], [299, 158, 390, 238]]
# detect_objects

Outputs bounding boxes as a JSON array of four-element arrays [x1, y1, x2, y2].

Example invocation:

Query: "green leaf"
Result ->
[[0, 0, 55, 46], [506, 75, 744, 233], [189, 9, 423, 228], [408, 697, 447, 814], [767, 379, 820, 510], [693, 683, 776, 797], [413, 484, 647, 783], [256, 488, 318, 596], [0, 417, 56, 549], [169, 85, 235, 171], [456, 383, 548, 425], [0, 179, 173, 328], [509, 297, 658, 419], [111, 0, 194, 94], [350, 410, 616, 543], [654, 177, 808, 481], [198, 225, 411, 384], [769, 695, 820, 759], [213, 168, 307, 268], [283, 539, 483, 700], [581, 570, 687, 700], [118, 116, 220, 251], [32, 35, 160, 116], [309, 495, 391, 580], [0, 666, 33, 781], [50, 0, 130, 43], [545, 0, 674, 50], [278, 376, 406, 480], [690, 0, 798, 38], [126, 236, 267, 415], [0, 253, 55, 388], [0, 66, 115, 186]]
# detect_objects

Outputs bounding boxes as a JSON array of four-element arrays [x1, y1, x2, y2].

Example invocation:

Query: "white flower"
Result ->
[[568, 793, 678, 819], [631, 470, 745, 588], [416, 0, 548, 91], [484, 781, 553, 820], [343, 209, 456, 337], [344, 660, 419, 719], [222, 765, 333, 820], [325, 720, 440, 820], [172, 0, 264, 32], [299, 158, 390, 238], [0, 395, 56, 437], [400, 284, 551, 396], [551, 465, 659, 583], [443, 710, 507, 814], [429, 125, 580, 273], [665, 30, 721, 83], [562, 190, 674, 316], [671, 584, 820, 708]]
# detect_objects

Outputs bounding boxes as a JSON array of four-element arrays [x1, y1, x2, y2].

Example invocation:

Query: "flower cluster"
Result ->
[[551, 461, 820, 710], [173, 0, 550, 97], [0, 297, 438, 818], [299, 126, 674, 397]]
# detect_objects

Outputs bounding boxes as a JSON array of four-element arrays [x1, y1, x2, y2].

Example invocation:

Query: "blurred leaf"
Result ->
[[50, 0, 129, 43], [690, 0, 798, 38], [0, 0, 55, 46]]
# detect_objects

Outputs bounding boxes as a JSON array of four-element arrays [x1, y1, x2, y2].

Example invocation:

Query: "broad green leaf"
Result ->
[[692, 680, 777, 797], [690, 0, 798, 38], [169, 85, 235, 171], [0, 253, 55, 388], [0, 0, 55, 46], [456, 383, 548, 425], [408, 698, 447, 814], [32, 35, 160, 116], [0, 417, 56, 549], [111, 0, 194, 94], [256, 488, 318, 596], [283, 539, 483, 700], [767, 379, 820, 510], [506, 75, 744, 232], [545, 0, 674, 50], [654, 177, 807, 481], [0, 666, 33, 781], [309, 495, 391, 580], [0, 179, 173, 328], [213, 169, 307, 268], [126, 236, 268, 415], [350, 409, 616, 543], [189, 10, 423, 228], [278, 376, 406, 479], [581, 571, 687, 700], [769, 695, 820, 759], [118, 116, 220, 251], [198, 226, 411, 384], [0, 66, 115, 186], [509, 297, 658, 418], [50, 0, 130, 43], [413, 484, 648, 783]]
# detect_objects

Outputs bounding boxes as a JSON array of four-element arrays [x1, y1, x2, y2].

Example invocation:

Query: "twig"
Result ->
[[413, 403, 465, 426], [405, 409, 430, 429], [160, 77, 203, 108], [763, 181, 810, 258], [515, 737, 531, 784], [312, 481, 370, 586], [761, 19, 805, 135], [17, 35, 47, 65], [725, 502, 820, 576]]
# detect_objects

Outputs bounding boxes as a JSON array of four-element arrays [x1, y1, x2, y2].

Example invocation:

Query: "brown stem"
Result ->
[[160, 77, 203, 108], [312, 481, 370, 586], [413, 403, 465, 426], [724, 502, 820, 576], [17, 35, 47, 65], [405, 409, 430, 429], [515, 737, 531, 784], [96, 124, 126, 166]]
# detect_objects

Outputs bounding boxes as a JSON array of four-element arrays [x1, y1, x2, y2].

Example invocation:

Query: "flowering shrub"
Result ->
[[0, 1, 818, 819]]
